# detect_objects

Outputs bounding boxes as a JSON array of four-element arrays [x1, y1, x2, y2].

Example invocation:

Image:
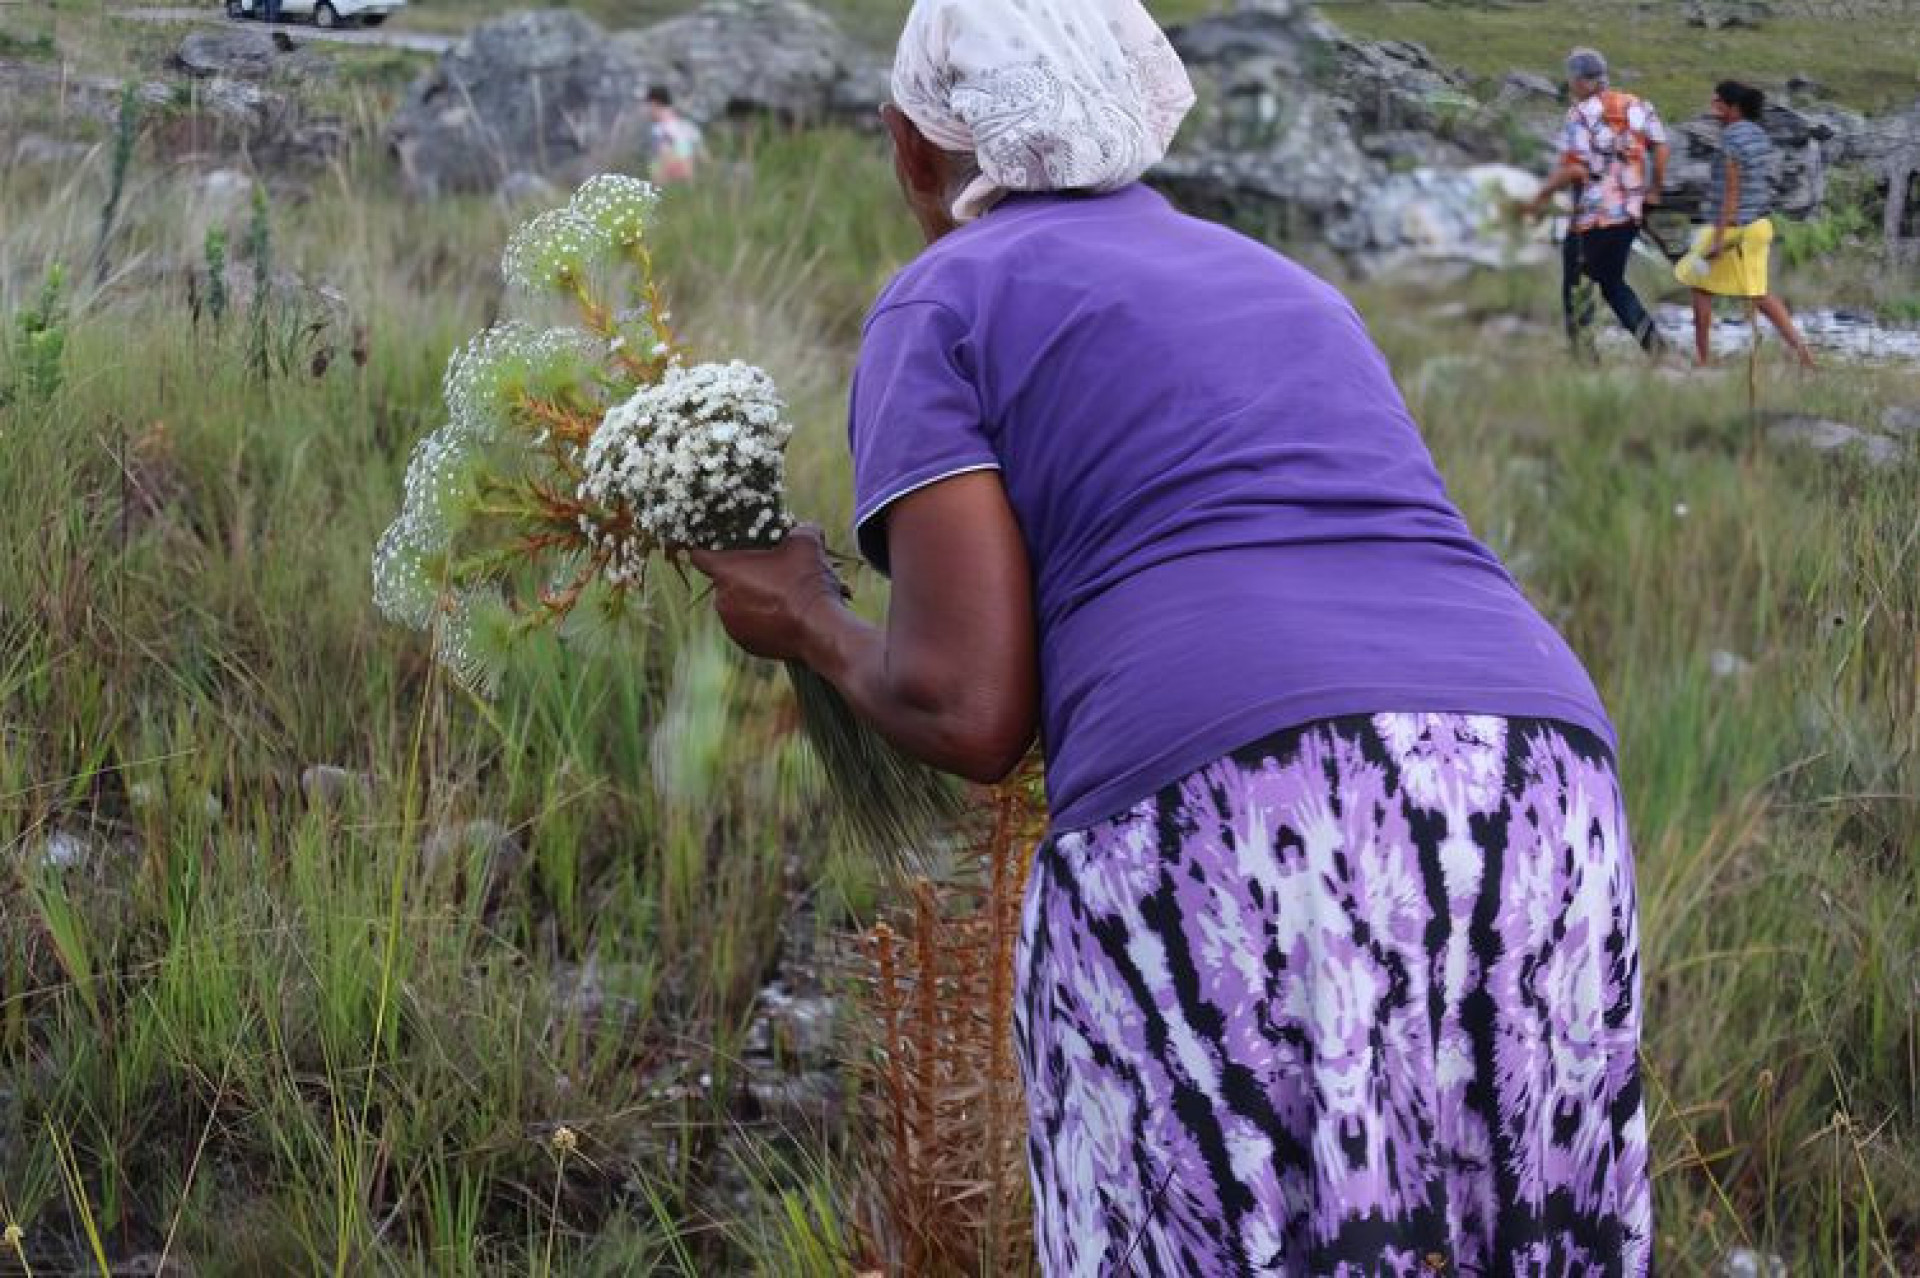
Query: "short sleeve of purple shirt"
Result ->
[[848, 301, 1000, 573]]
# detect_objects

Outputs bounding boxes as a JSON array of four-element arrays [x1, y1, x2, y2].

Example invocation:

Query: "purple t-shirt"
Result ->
[[849, 185, 1612, 831]]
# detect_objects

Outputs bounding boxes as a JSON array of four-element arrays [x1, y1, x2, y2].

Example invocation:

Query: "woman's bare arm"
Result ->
[[689, 470, 1039, 783]]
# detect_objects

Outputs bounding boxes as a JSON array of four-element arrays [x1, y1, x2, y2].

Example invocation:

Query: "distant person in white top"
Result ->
[[646, 87, 704, 185]]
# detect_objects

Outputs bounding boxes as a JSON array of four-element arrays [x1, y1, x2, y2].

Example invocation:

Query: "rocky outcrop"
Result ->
[[386, 0, 883, 196], [174, 27, 334, 84], [609, 0, 885, 124], [0, 55, 342, 169], [1326, 164, 1550, 274], [1153, 4, 1505, 263]]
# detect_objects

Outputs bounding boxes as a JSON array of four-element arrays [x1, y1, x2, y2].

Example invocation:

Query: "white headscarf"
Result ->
[[891, 0, 1196, 223]]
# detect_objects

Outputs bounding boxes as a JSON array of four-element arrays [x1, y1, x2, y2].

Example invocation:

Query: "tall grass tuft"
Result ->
[[88, 82, 141, 286]]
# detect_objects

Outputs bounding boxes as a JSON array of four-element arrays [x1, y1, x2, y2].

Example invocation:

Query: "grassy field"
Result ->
[[1322, 0, 1920, 116], [2, 3, 1919, 1275]]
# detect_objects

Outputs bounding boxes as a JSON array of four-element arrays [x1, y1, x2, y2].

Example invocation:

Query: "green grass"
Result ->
[[3, 34, 1919, 1278], [1322, 0, 1920, 116]]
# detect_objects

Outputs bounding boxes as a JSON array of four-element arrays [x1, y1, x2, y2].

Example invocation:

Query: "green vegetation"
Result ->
[[0, 262, 68, 410], [2, 3, 1917, 1273], [1322, 0, 1920, 116]]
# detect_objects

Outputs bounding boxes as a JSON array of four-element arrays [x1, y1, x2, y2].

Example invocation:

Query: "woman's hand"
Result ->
[[688, 473, 1039, 783], [686, 526, 849, 665]]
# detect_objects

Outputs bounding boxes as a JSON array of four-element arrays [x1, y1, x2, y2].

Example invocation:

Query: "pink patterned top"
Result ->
[[1559, 91, 1668, 232]]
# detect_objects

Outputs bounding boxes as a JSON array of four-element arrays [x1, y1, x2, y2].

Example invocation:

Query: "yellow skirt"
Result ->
[[1675, 218, 1773, 298]]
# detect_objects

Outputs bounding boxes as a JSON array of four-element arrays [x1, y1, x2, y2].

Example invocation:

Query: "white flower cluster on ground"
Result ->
[[578, 361, 795, 582]]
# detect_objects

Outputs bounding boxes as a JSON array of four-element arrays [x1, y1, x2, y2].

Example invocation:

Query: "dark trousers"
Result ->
[[1563, 223, 1661, 356], [263, 0, 282, 20]]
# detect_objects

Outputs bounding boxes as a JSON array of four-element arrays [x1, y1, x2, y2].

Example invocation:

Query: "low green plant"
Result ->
[[203, 228, 230, 329], [0, 28, 57, 59], [1776, 199, 1874, 269], [0, 262, 68, 409]]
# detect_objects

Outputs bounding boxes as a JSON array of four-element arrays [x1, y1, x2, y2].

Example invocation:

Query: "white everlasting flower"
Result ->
[[444, 323, 597, 441], [578, 361, 795, 579], [372, 514, 444, 630], [568, 174, 660, 250], [401, 425, 479, 532], [501, 208, 604, 294]]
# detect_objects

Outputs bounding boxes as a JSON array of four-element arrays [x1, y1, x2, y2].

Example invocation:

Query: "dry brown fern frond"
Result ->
[[847, 767, 1047, 1278]]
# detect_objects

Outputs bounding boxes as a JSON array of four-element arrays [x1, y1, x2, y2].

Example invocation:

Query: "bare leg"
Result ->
[[1755, 294, 1816, 369], [1690, 290, 1715, 365]]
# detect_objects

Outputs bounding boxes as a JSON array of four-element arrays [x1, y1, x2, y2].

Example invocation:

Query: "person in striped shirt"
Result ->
[[1675, 81, 1815, 368]]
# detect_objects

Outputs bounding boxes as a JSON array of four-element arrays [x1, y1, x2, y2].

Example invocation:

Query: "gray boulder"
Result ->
[[176, 28, 282, 79], [1156, 6, 1494, 241], [1684, 0, 1772, 29], [387, 10, 648, 196], [608, 0, 884, 124], [175, 27, 333, 83], [1880, 404, 1920, 437], [1326, 163, 1552, 275], [1763, 414, 1903, 468], [386, 1, 882, 196], [1155, 7, 1381, 234]]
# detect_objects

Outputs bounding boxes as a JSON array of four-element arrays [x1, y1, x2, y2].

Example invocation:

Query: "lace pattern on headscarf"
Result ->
[[891, 0, 1195, 222]]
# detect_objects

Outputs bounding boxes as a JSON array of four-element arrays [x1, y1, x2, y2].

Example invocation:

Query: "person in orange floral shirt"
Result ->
[[1525, 48, 1671, 359]]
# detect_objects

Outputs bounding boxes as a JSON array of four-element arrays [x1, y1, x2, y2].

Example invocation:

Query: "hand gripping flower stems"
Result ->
[[371, 174, 963, 856]]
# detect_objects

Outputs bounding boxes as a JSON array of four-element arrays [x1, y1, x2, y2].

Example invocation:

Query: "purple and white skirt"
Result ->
[[1016, 713, 1651, 1276]]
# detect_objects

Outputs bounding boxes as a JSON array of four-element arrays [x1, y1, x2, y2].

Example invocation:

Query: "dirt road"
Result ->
[[121, 7, 455, 54]]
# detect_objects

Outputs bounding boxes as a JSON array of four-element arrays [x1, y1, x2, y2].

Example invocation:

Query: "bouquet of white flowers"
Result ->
[[372, 175, 961, 854]]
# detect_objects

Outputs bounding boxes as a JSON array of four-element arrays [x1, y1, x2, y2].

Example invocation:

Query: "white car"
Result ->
[[226, 0, 405, 28]]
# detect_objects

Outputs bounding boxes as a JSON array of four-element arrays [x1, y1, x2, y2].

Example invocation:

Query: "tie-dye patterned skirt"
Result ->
[[1015, 713, 1650, 1276]]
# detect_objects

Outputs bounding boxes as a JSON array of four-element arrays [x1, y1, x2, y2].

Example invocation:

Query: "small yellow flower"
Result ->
[[550, 1126, 578, 1155], [3, 1222, 23, 1247]]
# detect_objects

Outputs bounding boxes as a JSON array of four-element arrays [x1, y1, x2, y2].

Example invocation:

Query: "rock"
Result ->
[[745, 1070, 840, 1131], [745, 986, 838, 1069], [1156, 5, 1377, 235], [200, 76, 277, 130], [1881, 404, 1920, 437], [176, 28, 281, 79], [1319, 32, 1475, 141], [420, 818, 525, 899], [34, 829, 90, 871], [299, 764, 372, 810], [1763, 415, 1903, 467], [1708, 649, 1753, 679], [10, 133, 93, 168], [496, 170, 562, 210], [1499, 71, 1560, 104], [1157, 6, 1491, 244], [387, 0, 880, 195], [1718, 1250, 1788, 1278], [0, 62, 172, 132], [1684, 0, 1772, 29], [1327, 163, 1550, 275], [386, 9, 647, 195], [608, 0, 883, 124], [176, 27, 332, 84], [113, 1254, 195, 1278], [552, 956, 646, 1038]]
